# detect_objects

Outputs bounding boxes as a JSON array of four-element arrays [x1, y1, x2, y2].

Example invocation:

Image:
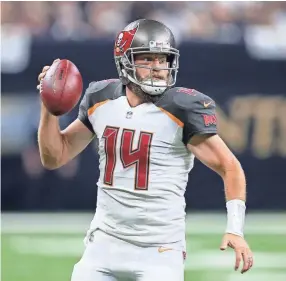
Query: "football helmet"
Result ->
[[114, 19, 180, 95]]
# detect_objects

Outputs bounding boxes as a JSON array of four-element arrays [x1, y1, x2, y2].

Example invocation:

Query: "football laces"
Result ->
[[40, 79, 43, 93]]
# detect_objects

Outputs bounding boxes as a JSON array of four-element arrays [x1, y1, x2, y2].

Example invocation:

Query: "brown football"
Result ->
[[40, 59, 83, 116]]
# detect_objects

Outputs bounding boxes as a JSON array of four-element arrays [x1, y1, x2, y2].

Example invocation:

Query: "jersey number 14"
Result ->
[[102, 126, 153, 190]]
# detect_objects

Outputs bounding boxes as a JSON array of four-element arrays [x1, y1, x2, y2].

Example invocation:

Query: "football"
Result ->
[[40, 59, 83, 116]]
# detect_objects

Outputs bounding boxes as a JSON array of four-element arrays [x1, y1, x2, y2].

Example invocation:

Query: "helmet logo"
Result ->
[[149, 41, 171, 51], [114, 25, 138, 56]]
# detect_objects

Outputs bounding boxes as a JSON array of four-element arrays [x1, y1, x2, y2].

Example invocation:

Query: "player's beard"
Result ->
[[127, 73, 170, 103], [127, 82, 160, 103]]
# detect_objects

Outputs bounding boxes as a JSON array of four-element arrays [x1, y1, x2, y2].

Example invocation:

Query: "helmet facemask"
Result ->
[[119, 43, 179, 96]]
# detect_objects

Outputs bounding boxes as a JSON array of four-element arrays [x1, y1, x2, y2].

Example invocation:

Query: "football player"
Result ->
[[38, 19, 253, 281]]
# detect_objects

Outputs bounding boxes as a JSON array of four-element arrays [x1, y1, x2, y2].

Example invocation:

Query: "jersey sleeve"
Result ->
[[77, 79, 120, 134], [182, 90, 218, 145], [77, 84, 95, 134]]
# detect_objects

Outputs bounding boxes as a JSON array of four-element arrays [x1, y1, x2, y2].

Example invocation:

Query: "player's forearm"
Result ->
[[222, 158, 246, 202], [38, 103, 65, 169], [221, 158, 246, 237]]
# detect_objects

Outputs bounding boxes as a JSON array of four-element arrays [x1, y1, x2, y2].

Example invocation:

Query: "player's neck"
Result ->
[[126, 86, 145, 107]]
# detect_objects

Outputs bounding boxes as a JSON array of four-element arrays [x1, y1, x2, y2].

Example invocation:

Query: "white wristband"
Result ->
[[226, 199, 246, 237]]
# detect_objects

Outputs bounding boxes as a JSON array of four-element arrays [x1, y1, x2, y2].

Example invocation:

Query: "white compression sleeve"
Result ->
[[226, 199, 246, 237]]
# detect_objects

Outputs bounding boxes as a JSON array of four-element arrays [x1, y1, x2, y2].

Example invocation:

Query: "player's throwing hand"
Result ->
[[36, 58, 60, 90], [220, 233, 254, 274]]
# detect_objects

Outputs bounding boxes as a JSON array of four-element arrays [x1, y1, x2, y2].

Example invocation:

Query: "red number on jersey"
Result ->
[[102, 126, 119, 185], [102, 126, 153, 190], [120, 129, 153, 190]]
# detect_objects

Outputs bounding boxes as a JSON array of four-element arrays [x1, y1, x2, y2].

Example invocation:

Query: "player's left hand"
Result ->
[[220, 233, 254, 274]]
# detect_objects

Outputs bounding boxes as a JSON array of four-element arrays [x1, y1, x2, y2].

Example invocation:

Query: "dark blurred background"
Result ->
[[1, 1, 286, 212]]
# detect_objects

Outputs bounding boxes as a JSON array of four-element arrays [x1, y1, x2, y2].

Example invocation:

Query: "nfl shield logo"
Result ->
[[126, 111, 133, 119]]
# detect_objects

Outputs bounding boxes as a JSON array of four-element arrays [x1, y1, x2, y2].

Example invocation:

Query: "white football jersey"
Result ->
[[78, 79, 217, 249]]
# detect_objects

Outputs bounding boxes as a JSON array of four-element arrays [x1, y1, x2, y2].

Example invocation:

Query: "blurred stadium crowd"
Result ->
[[2, 1, 286, 44], [2, 1, 286, 212]]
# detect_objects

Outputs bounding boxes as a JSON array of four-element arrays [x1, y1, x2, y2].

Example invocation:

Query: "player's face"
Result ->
[[134, 54, 169, 83]]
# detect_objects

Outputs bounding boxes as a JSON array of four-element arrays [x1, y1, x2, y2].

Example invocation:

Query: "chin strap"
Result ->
[[140, 82, 167, 95]]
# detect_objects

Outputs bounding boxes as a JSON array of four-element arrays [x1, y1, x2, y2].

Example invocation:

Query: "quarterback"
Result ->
[[38, 19, 253, 281]]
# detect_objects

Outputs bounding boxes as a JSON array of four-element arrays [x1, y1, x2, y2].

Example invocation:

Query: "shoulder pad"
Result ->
[[171, 87, 215, 110], [158, 87, 217, 144], [86, 79, 120, 95]]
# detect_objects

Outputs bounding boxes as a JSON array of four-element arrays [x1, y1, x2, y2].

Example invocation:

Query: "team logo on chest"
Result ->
[[126, 111, 133, 119]]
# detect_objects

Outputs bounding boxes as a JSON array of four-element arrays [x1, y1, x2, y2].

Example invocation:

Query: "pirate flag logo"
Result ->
[[114, 25, 139, 56]]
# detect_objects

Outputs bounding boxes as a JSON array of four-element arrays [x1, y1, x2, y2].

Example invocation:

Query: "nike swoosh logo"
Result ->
[[158, 246, 173, 253], [203, 101, 212, 108]]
